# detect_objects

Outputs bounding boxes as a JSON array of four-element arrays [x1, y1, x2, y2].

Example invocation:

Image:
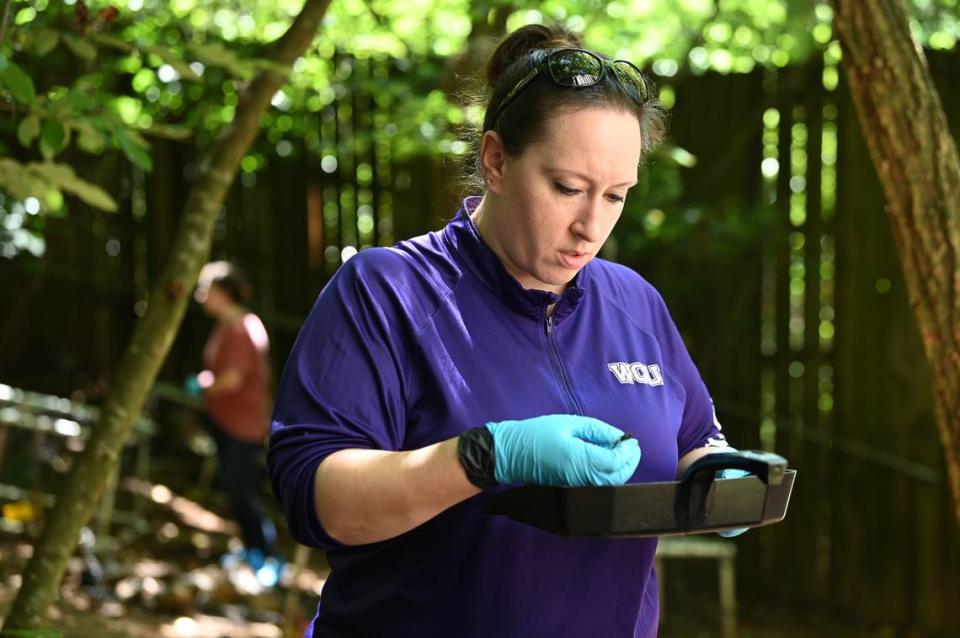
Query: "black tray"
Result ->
[[485, 450, 796, 537]]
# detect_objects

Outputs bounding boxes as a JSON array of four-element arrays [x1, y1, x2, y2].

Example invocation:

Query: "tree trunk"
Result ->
[[831, 0, 960, 532], [0, 0, 332, 631]]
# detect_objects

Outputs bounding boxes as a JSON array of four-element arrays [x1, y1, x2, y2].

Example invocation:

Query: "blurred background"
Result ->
[[1, 0, 959, 636]]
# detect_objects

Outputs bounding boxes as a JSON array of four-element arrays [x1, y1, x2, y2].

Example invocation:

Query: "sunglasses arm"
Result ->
[[490, 66, 541, 127]]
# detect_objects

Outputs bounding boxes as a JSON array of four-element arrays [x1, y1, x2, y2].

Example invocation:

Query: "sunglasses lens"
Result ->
[[612, 61, 650, 102], [549, 50, 603, 87]]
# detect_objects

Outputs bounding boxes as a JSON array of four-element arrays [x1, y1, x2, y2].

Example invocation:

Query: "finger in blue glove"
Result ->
[[716, 467, 751, 538], [184, 374, 203, 397], [486, 414, 641, 487]]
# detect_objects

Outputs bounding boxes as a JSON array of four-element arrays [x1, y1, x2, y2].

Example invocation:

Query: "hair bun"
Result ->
[[486, 24, 582, 89]]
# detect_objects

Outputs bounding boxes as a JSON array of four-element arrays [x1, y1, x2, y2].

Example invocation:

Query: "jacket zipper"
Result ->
[[544, 312, 584, 415]]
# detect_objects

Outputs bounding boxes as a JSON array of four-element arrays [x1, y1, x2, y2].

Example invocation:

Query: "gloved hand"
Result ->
[[716, 468, 751, 538], [485, 414, 641, 487], [183, 374, 204, 397]]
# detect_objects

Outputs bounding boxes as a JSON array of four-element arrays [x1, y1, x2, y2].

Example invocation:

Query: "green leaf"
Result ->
[[0, 60, 37, 104], [91, 33, 135, 53], [32, 28, 60, 56], [144, 46, 201, 81], [18, 114, 41, 148], [73, 75, 100, 94], [40, 118, 68, 159], [67, 87, 97, 112], [113, 128, 153, 171], [0, 159, 44, 200], [73, 119, 105, 153], [62, 34, 98, 62], [188, 41, 254, 79], [141, 123, 192, 140], [59, 175, 118, 212], [45, 92, 73, 119], [30, 162, 118, 212]]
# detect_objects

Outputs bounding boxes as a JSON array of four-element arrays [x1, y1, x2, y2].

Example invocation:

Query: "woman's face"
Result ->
[[478, 106, 643, 295], [196, 282, 231, 317]]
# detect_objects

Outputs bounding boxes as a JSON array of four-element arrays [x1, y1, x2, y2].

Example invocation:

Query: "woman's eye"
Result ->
[[606, 193, 625, 203], [555, 182, 580, 196]]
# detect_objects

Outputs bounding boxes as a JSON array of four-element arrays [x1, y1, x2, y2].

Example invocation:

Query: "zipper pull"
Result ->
[[545, 314, 553, 336]]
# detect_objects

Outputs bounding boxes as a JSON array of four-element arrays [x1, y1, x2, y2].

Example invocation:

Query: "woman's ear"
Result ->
[[479, 130, 507, 193]]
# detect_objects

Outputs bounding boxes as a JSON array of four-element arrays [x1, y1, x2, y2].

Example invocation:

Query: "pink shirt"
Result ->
[[203, 312, 270, 442]]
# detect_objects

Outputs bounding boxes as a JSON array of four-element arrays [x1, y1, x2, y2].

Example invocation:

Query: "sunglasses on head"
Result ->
[[488, 48, 652, 129]]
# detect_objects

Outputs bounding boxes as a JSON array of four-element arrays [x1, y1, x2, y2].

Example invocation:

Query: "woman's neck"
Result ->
[[470, 195, 569, 298], [217, 305, 246, 324]]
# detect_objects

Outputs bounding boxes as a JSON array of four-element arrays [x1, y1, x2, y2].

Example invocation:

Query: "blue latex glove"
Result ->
[[183, 374, 203, 397], [716, 468, 751, 538], [485, 414, 641, 487]]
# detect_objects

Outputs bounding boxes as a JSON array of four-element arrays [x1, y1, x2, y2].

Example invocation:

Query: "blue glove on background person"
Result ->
[[716, 467, 751, 538], [485, 414, 641, 487], [183, 373, 203, 397]]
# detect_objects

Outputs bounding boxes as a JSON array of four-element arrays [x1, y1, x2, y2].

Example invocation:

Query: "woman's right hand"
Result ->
[[485, 415, 641, 486]]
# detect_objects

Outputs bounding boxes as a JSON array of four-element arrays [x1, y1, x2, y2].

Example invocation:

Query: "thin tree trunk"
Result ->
[[0, 0, 332, 631], [831, 0, 960, 532]]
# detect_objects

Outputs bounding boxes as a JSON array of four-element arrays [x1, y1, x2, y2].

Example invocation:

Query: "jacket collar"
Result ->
[[443, 196, 588, 323]]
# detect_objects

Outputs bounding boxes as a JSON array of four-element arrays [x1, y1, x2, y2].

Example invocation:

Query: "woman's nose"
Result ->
[[571, 198, 604, 243]]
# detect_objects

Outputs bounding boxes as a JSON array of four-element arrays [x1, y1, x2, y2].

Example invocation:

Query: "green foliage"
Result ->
[[0, 159, 117, 211], [17, 114, 40, 147], [0, 0, 957, 261], [0, 55, 37, 104]]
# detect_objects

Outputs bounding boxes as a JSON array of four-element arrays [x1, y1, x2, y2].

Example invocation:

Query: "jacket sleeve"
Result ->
[[267, 250, 411, 549], [648, 288, 731, 459]]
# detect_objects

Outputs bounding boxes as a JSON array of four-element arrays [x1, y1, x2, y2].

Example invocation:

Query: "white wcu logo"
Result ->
[[607, 362, 664, 387]]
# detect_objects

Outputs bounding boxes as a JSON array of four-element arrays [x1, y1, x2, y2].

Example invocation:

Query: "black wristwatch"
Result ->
[[457, 426, 497, 488]]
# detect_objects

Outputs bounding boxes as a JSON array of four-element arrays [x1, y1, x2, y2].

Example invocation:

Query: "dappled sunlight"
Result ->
[[122, 477, 236, 535], [162, 614, 281, 638]]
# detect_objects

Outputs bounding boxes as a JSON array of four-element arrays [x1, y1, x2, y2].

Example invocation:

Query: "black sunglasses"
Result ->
[[488, 48, 652, 129]]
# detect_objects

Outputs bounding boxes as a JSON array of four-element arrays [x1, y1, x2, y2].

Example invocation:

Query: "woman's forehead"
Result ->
[[529, 107, 643, 182]]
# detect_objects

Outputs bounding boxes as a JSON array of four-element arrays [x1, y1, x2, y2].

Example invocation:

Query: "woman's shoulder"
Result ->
[[336, 241, 459, 295], [321, 241, 461, 334], [337, 245, 408, 278], [587, 257, 662, 307]]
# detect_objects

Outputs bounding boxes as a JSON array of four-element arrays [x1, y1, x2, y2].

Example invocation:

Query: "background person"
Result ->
[[186, 260, 281, 586]]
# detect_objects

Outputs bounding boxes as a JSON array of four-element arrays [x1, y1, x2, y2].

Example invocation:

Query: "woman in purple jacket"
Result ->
[[269, 24, 734, 637]]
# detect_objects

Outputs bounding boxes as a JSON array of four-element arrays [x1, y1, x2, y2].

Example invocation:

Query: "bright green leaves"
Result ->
[[0, 159, 117, 213], [39, 118, 69, 159], [31, 28, 60, 56], [0, 55, 36, 105], [112, 127, 153, 171], [17, 114, 41, 148], [62, 33, 98, 61]]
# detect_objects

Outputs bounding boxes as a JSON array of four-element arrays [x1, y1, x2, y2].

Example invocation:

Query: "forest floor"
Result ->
[[0, 471, 327, 638], [0, 422, 944, 638]]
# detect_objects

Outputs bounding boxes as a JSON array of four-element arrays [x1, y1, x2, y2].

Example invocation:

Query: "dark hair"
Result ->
[[465, 24, 669, 192], [198, 261, 253, 305]]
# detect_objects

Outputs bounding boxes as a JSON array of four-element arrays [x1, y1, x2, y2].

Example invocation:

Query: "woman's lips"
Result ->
[[559, 251, 589, 270]]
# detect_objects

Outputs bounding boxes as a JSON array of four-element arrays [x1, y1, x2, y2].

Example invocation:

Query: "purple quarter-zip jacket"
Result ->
[[268, 196, 728, 638]]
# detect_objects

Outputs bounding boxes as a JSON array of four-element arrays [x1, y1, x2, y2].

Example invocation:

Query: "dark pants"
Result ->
[[204, 415, 277, 556]]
